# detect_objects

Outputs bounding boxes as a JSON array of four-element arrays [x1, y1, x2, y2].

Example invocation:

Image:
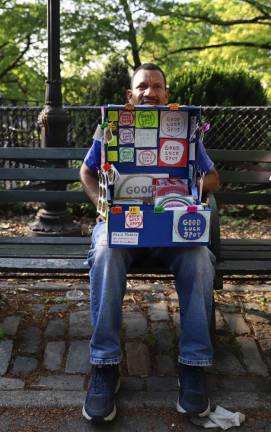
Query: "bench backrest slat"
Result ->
[[214, 191, 271, 205], [0, 190, 88, 202], [208, 149, 271, 163], [0, 168, 79, 181], [0, 147, 87, 160], [219, 170, 271, 184]]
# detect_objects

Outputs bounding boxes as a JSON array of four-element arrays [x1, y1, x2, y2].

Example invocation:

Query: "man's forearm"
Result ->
[[202, 169, 220, 193], [80, 164, 99, 208]]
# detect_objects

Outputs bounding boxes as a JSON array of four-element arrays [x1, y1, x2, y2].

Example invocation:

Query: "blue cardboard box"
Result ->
[[96, 104, 211, 248]]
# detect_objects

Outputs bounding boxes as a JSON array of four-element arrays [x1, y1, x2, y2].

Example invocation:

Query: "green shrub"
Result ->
[[169, 65, 267, 106]]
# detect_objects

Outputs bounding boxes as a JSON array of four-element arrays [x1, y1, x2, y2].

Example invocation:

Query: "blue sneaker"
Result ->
[[177, 364, 210, 417], [82, 365, 120, 422]]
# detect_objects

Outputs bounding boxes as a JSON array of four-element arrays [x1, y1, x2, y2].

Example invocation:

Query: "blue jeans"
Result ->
[[87, 221, 215, 367]]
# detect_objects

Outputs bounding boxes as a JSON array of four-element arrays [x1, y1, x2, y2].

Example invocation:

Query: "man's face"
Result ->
[[127, 69, 169, 106]]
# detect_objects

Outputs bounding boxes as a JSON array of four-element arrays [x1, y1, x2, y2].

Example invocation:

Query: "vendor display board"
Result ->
[[97, 104, 211, 248]]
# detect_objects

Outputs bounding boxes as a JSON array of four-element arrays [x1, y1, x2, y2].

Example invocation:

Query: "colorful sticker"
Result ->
[[136, 111, 158, 128], [135, 129, 157, 148], [125, 211, 143, 229], [108, 111, 118, 122], [172, 210, 210, 243], [111, 232, 139, 245], [119, 128, 134, 145], [107, 150, 118, 162], [160, 111, 188, 139], [190, 116, 197, 140], [97, 171, 109, 218], [108, 135, 118, 147], [136, 149, 157, 166], [119, 110, 135, 127], [119, 147, 134, 163], [158, 139, 188, 167]]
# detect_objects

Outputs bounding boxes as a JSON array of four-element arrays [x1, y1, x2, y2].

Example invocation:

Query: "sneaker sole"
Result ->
[[176, 398, 211, 417], [82, 403, 117, 422], [82, 377, 120, 422]]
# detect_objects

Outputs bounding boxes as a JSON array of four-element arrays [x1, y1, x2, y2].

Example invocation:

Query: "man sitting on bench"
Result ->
[[80, 63, 220, 423]]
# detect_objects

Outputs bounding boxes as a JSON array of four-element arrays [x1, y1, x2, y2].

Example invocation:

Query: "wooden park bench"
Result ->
[[0, 146, 270, 288]]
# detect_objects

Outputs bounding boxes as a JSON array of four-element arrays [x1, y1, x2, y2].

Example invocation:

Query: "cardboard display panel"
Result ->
[[96, 104, 211, 248]]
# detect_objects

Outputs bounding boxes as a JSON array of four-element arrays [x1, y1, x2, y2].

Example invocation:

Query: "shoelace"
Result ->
[[92, 367, 115, 393]]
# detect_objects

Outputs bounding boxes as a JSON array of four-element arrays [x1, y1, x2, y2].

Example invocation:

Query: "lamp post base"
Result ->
[[30, 209, 81, 236]]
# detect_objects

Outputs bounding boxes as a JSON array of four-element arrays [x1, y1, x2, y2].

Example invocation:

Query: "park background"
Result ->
[[0, 0, 270, 228]]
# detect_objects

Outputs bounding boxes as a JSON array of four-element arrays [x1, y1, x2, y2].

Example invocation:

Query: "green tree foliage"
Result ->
[[0, 0, 46, 102], [88, 56, 130, 105], [61, 0, 168, 70], [169, 65, 268, 106], [146, 0, 271, 100]]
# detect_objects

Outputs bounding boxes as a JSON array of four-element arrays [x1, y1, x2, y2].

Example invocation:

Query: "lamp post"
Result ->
[[31, 0, 79, 234]]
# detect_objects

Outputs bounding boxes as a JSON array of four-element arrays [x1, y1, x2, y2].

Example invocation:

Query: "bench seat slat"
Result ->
[[220, 251, 271, 260], [0, 258, 270, 275], [0, 242, 88, 258], [215, 260, 271, 274], [0, 236, 90, 245], [0, 168, 79, 181]]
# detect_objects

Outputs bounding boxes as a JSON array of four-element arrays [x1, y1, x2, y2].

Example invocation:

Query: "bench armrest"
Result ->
[[208, 192, 221, 261]]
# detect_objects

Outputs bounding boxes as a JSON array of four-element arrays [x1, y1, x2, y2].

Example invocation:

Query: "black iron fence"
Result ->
[[0, 106, 270, 151]]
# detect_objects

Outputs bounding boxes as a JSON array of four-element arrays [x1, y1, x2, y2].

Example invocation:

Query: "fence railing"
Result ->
[[0, 106, 270, 150]]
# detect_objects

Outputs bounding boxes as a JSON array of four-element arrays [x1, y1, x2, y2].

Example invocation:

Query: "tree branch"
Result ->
[[241, 0, 271, 15], [154, 41, 271, 62], [119, 0, 141, 68], [0, 34, 31, 80], [170, 11, 271, 26]]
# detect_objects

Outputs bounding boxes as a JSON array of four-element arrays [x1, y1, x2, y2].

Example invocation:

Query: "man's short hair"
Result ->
[[131, 63, 167, 88]]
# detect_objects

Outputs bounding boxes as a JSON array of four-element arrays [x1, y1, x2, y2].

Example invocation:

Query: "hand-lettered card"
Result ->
[[119, 110, 135, 127], [119, 147, 134, 163], [136, 111, 158, 128], [136, 149, 157, 166], [119, 128, 135, 145], [125, 211, 144, 229], [158, 139, 188, 167], [135, 129, 157, 148], [160, 111, 188, 139]]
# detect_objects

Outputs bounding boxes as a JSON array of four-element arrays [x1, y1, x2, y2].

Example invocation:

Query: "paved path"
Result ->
[[0, 278, 271, 430]]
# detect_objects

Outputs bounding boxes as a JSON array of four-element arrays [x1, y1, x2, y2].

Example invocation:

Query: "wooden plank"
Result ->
[[0, 257, 270, 275], [0, 147, 87, 160], [216, 260, 271, 274], [0, 236, 90, 245], [0, 243, 89, 256], [207, 150, 271, 163], [214, 192, 271, 205], [0, 257, 88, 272], [0, 190, 88, 202], [0, 168, 79, 181], [221, 246, 271, 253], [219, 171, 271, 184], [220, 251, 271, 260], [221, 239, 271, 246]]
